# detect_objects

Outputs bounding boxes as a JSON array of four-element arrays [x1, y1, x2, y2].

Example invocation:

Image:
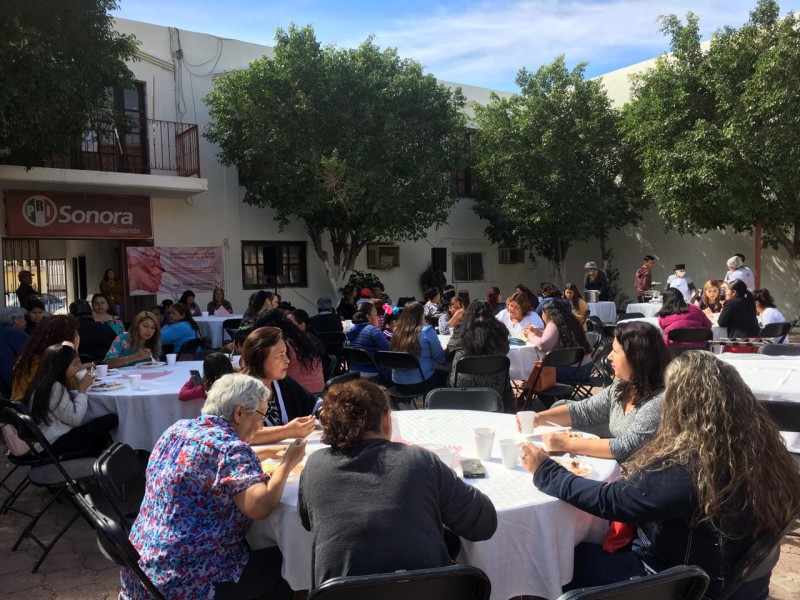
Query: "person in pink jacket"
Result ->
[[179, 352, 235, 401], [657, 288, 712, 346]]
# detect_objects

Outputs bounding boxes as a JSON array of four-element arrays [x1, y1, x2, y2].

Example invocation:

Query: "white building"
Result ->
[[1, 17, 796, 320]]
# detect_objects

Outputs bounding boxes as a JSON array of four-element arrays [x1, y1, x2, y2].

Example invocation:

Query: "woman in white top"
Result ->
[[495, 291, 544, 337], [754, 288, 788, 344]]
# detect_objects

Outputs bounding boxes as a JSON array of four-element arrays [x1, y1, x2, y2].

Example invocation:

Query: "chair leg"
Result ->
[[1, 477, 34, 517], [30, 507, 83, 573], [12, 487, 65, 551]]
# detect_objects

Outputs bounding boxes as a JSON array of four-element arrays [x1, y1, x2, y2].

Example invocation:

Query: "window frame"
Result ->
[[241, 240, 308, 289], [451, 251, 485, 282]]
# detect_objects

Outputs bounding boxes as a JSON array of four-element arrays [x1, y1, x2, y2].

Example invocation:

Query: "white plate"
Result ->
[[136, 361, 166, 369], [88, 382, 125, 392], [552, 456, 594, 477], [261, 460, 304, 482]]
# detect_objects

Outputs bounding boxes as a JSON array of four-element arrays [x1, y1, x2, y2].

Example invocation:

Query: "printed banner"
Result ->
[[126, 246, 223, 296], [5, 190, 152, 238]]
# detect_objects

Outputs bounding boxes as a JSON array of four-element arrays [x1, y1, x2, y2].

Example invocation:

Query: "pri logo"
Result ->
[[22, 195, 58, 227]]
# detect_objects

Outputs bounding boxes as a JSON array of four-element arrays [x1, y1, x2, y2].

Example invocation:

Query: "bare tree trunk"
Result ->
[[306, 223, 364, 299]]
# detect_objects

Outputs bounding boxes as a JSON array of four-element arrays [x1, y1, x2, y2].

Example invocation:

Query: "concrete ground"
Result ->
[[0, 455, 798, 599]]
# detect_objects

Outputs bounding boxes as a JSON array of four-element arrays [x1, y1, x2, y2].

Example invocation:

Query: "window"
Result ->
[[452, 252, 485, 282], [367, 244, 399, 269], [499, 246, 525, 264], [241, 241, 308, 289]]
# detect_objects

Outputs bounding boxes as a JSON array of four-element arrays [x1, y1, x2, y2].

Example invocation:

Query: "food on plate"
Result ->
[[136, 361, 166, 368], [553, 457, 593, 477], [261, 460, 304, 477], [88, 381, 125, 392]]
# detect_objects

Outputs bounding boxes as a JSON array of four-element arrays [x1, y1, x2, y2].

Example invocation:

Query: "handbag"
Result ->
[[1, 423, 32, 457], [602, 521, 637, 553], [528, 360, 556, 392]]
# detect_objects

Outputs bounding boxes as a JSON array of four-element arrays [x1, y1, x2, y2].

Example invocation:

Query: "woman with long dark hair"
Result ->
[[25, 343, 118, 456], [390, 301, 447, 394], [91, 292, 124, 336], [718, 279, 760, 338], [241, 290, 272, 328], [563, 283, 588, 327], [207, 287, 234, 315], [178, 352, 236, 402], [656, 288, 712, 346], [178, 290, 203, 317], [521, 351, 800, 598], [161, 302, 201, 355], [486, 286, 505, 316], [105, 311, 163, 368], [524, 301, 593, 381], [754, 288, 788, 343], [522, 320, 670, 462]]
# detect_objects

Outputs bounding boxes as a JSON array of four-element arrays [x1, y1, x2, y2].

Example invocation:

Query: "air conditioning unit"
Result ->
[[367, 244, 399, 269], [499, 247, 525, 264]]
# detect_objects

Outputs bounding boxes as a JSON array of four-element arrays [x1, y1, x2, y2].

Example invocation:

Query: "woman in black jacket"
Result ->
[[718, 279, 760, 338], [520, 351, 800, 599]]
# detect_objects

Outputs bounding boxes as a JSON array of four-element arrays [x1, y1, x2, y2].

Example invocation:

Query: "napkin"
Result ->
[[214, 306, 232, 317]]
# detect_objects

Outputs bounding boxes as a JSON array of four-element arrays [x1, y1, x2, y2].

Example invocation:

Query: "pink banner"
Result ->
[[126, 247, 223, 296]]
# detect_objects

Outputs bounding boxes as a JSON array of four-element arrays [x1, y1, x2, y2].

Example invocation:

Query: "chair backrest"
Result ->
[[454, 355, 510, 378], [667, 328, 714, 344], [425, 388, 503, 412], [307, 564, 491, 600], [624, 312, 645, 319], [584, 332, 602, 354], [541, 347, 585, 369], [397, 297, 416, 308], [71, 491, 165, 599], [586, 315, 604, 332], [760, 400, 800, 433], [323, 371, 360, 392], [93, 442, 146, 529], [221, 318, 242, 330], [759, 343, 800, 356], [375, 351, 424, 376], [177, 337, 204, 360], [757, 321, 792, 343], [556, 565, 709, 600], [315, 331, 347, 356]]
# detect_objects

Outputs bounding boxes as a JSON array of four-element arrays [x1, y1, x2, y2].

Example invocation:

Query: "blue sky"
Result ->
[[113, 0, 800, 91]]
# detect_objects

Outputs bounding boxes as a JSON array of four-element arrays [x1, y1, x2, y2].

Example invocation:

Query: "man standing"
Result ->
[[634, 255, 655, 302], [665, 263, 696, 301], [15, 270, 38, 308], [724, 254, 755, 292]]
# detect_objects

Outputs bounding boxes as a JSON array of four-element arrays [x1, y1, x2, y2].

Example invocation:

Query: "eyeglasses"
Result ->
[[252, 407, 268, 420]]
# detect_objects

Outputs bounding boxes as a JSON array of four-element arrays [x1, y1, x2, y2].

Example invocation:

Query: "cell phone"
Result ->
[[460, 458, 486, 479], [189, 370, 203, 387]]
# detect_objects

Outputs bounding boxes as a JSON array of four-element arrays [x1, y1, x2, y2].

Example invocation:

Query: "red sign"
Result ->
[[5, 190, 152, 239]]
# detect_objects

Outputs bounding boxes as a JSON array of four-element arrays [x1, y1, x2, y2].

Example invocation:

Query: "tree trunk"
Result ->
[[549, 238, 566, 287], [306, 223, 365, 299]]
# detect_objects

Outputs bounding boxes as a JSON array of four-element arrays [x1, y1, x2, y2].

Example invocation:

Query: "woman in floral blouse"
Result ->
[[103, 311, 162, 368], [120, 374, 305, 599]]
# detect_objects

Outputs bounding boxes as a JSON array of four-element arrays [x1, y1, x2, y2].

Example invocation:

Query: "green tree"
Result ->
[[471, 56, 642, 285], [621, 0, 800, 258], [204, 25, 467, 295], [0, 0, 138, 168]]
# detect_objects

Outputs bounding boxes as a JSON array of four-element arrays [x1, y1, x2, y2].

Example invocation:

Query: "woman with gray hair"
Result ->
[[121, 373, 305, 600], [309, 296, 343, 333], [0, 306, 29, 395]]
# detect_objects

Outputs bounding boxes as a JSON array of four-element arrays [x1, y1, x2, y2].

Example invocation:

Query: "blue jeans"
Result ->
[[564, 542, 646, 591]]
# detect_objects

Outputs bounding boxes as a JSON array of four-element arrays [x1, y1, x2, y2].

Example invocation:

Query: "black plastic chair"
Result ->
[[71, 491, 166, 599], [453, 355, 510, 391], [221, 318, 242, 344], [315, 331, 347, 356], [584, 332, 602, 356], [375, 351, 428, 409], [397, 297, 416, 308], [425, 387, 503, 412], [757, 321, 792, 343], [177, 337, 205, 360], [322, 371, 361, 393], [760, 400, 800, 478], [342, 347, 385, 383], [585, 315, 605, 332], [759, 343, 800, 356], [573, 341, 614, 399], [93, 442, 147, 529], [624, 311, 646, 319], [556, 565, 709, 600], [308, 564, 491, 600], [517, 347, 585, 411], [2, 402, 97, 573], [666, 328, 713, 358]]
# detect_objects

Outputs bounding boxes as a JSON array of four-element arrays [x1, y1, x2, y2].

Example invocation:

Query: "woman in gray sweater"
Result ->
[[298, 379, 497, 587], [523, 320, 670, 462]]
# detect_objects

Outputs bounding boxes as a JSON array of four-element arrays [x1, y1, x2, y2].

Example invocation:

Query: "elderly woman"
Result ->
[[121, 374, 305, 599], [520, 351, 800, 598], [309, 297, 343, 333], [496, 290, 544, 336], [521, 320, 670, 462], [104, 311, 162, 368], [298, 379, 497, 587], [0, 307, 29, 396]]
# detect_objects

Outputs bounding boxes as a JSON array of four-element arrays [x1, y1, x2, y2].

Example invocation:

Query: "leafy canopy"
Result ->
[[620, 0, 800, 257], [0, 0, 138, 168], [472, 56, 642, 280], [204, 25, 467, 290]]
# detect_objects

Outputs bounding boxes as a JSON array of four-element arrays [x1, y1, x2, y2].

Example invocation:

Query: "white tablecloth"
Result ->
[[625, 302, 662, 318], [195, 314, 243, 348], [617, 316, 726, 341], [81, 361, 205, 450], [438, 335, 542, 381], [587, 301, 617, 324], [248, 410, 619, 599]]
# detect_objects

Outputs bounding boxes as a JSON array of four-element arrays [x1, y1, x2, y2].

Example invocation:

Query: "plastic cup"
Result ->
[[128, 374, 142, 391], [75, 369, 88, 381], [474, 428, 495, 460], [517, 411, 536, 434], [95, 365, 108, 378], [499, 439, 520, 469], [422, 444, 455, 468], [166, 353, 177, 366]]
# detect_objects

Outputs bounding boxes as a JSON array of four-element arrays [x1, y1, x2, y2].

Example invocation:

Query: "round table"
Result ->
[[247, 410, 619, 599], [194, 313, 243, 348], [625, 302, 662, 318]]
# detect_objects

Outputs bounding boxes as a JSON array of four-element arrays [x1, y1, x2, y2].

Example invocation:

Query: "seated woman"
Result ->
[[298, 379, 497, 587], [437, 295, 464, 335], [718, 280, 760, 338], [256, 309, 325, 393], [11, 315, 83, 401], [422, 287, 441, 318], [104, 311, 162, 368], [691, 279, 724, 316], [70, 299, 117, 364], [754, 289, 788, 344], [656, 288, 712, 346], [390, 301, 448, 394], [496, 291, 544, 337], [207, 287, 234, 315], [0, 307, 30, 396], [25, 343, 118, 457], [535, 282, 570, 316], [486, 286, 505, 316], [336, 285, 357, 321], [241, 290, 272, 328], [345, 302, 390, 375], [178, 289, 203, 317], [179, 352, 235, 402], [239, 326, 316, 444], [121, 374, 304, 599], [563, 283, 589, 328], [522, 320, 670, 463], [91, 293, 124, 336], [161, 302, 201, 355], [520, 351, 800, 599], [24, 299, 45, 335], [446, 300, 511, 407], [523, 301, 593, 381], [515, 283, 540, 312]]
